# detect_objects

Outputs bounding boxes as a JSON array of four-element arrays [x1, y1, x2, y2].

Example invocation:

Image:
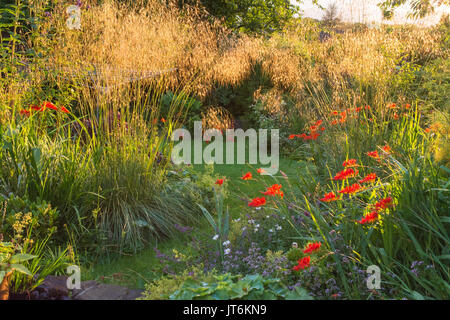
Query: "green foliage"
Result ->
[[378, 0, 449, 19], [179, 0, 300, 34], [285, 106, 450, 299], [286, 247, 303, 262], [198, 185, 230, 262], [1, 195, 59, 242], [169, 273, 312, 300], [0, 241, 35, 285], [139, 264, 219, 300], [414, 57, 450, 112], [160, 91, 202, 131], [9, 234, 74, 294]]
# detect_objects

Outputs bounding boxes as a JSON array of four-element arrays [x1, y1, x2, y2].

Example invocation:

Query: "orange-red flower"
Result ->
[[27, 101, 67, 113], [161, 117, 166, 123], [382, 144, 391, 154], [293, 256, 311, 271], [240, 172, 252, 180], [288, 134, 296, 140], [303, 242, 321, 254], [374, 197, 392, 211], [333, 168, 358, 181], [367, 150, 379, 159], [248, 197, 266, 207], [42, 101, 58, 111], [215, 179, 224, 185], [320, 192, 340, 202], [257, 168, 265, 174], [404, 103, 411, 109], [342, 159, 357, 167], [31, 105, 43, 111], [425, 123, 442, 133], [359, 173, 377, 184], [19, 109, 30, 116], [263, 184, 284, 198], [338, 183, 362, 194], [310, 132, 320, 140], [59, 106, 70, 114], [358, 211, 379, 224]]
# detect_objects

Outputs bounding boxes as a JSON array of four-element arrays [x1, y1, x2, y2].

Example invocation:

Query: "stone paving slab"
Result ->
[[35, 275, 144, 300], [73, 282, 143, 300]]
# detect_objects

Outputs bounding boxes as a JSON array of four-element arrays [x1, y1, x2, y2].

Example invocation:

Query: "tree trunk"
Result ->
[[0, 271, 13, 300]]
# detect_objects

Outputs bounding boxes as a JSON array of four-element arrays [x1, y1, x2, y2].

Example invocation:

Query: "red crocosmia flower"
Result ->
[[338, 183, 362, 194], [331, 120, 338, 125], [30, 105, 43, 111], [332, 110, 339, 115], [288, 134, 296, 140], [310, 132, 320, 140], [388, 103, 397, 109], [359, 173, 377, 184], [310, 125, 318, 132], [293, 256, 311, 271], [355, 107, 362, 113], [43, 101, 58, 111], [248, 197, 266, 207], [404, 103, 411, 109], [367, 150, 379, 159], [382, 144, 391, 154], [374, 197, 393, 211], [240, 172, 252, 180], [161, 117, 166, 123], [20, 109, 31, 116], [215, 179, 224, 185], [315, 120, 323, 126], [358, 211, 379, 224], [303, 242, 321, 254], [263, 184, 283, 198], [257, 168, 265, 174], [342, 159, 357, 167], [320, 127, 325, 131], [365, 105, 371, 110], [393, 113, 399, 120], [59, 106, 69, 113], [320, 192, 340, 202], [333, 168, 358, 181]]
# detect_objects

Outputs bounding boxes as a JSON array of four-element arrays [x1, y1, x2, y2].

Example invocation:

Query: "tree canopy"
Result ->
[[378, 0, 449, 19], [176, 0, 301, 33]]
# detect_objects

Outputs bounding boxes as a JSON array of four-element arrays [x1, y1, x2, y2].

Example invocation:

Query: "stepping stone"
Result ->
[[73, 282, 143, 300], [36, 275, 70, 298]]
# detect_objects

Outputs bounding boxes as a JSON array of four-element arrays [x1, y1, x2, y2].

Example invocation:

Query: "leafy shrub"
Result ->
[[1, 195, 59, 243], [169, 273, 312, 300], [414, 58, 450, 112], [139, 264, 218, 300]]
